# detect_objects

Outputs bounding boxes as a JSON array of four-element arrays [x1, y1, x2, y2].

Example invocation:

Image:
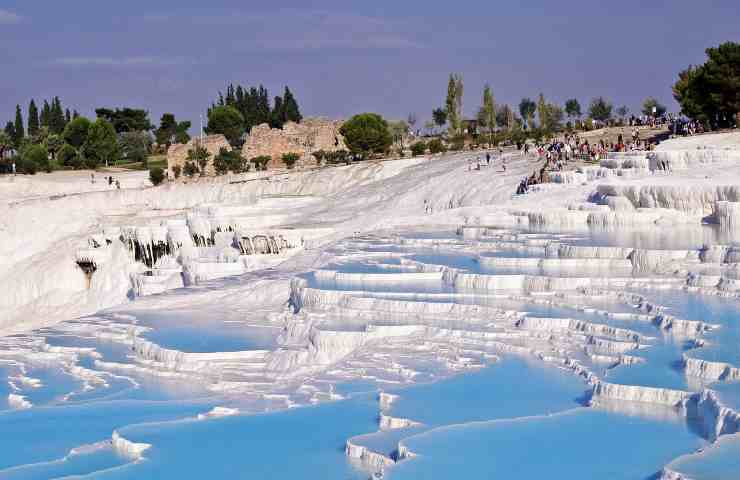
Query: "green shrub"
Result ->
[[325, 150, 349, 165], [21, 143, 49, 173], [57, 144, 78, 168], [213, 147, 247, 175], [312, 149, 327, 165], [427, 138, 446, 154], [410, 141, 426, 157], [183, 161, 198, 177], [149, 167, 165, 185], [339, 113, 392, 157], [449, 136, 465, 151], [251, 155, 271, 171], [282, 152, 301, 169]]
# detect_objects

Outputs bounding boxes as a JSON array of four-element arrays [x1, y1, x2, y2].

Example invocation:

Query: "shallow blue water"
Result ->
[[387, 358, 587, 426], [0, 400, 211, 472], [668, 433, 740, 480], [142, 324, 277, 353], [87, 396, 378, 480], [636, 291, 740, 367], [391, 407, 704, 480]]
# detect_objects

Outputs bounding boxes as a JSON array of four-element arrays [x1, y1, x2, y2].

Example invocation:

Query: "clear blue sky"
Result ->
[[1, 0, 738, 128]]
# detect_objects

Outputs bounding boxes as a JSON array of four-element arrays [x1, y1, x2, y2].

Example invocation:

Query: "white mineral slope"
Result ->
[[2, 132, 739, 335]]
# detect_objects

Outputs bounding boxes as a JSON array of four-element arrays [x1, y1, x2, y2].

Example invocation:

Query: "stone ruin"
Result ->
[[167, 134, 232, 178], [241, 118, 347, 169], [166, 118, 346, 177]]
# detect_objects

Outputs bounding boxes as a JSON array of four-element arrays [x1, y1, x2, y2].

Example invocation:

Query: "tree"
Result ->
[[565, 99, 581, 120], [537, 93, 548, 131], [250, 155, 271, 171], [82, 119, 119, 167], [49, 97, 67, 134], [617, 106, 630, 119], [95, 108, 153, 133], [428, 138, 446, 154], [13, 105, 24, 146], [119, 131, 152, 164], [183, 161, 199, 177], [28, 100, 40, 138], [673, 41, 739, 127], [588, 97, 613, 122], [410, 141, 426, 156], [339, 113, 392, 158], [282, 87, 302, 123], [40, 100, 51, 128], [519, 98, 536, 129], [388, 120, 409, 148], [206, 105, 245, 146], [642, 97, 667, 117], [546, 104, 564, 132], [149, 167, 165, 185], [21, 143, 49, 172], [155, 113, 191, 148], [57, 144, 79, 168], [281, 152, 300, 169], [0, 131, 12, 159], [270, 96, 285, 128], [445, 74, 463, 135], [407, 113, 417, 133], [213, 147, 247, 174], [45, 134, 64, 160], [432, 108, 447, 132], [480, 84, 496, 144], [63, 117, 92, 148], [187, 144, 211, 173]]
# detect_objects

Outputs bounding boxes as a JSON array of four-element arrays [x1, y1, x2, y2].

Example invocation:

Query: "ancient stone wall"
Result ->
[[241, 118, 346, 169], [167, 135, 231, 178]]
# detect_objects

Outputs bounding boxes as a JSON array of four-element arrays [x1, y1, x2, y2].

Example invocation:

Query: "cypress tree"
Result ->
[[257, 85, 270, 126], [270, 96, 285, 128], [49, 97, 65, 134], [40, 100, 51, 128], [73, 110, 80, 119], [28, 99, 40, 137], [282, 87, 302, 123], [65, 108, 71, 124], [13, 104, 24, 145]]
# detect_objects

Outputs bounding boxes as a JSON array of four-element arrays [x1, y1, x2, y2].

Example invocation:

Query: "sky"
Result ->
[[1, 0, 739, 130]]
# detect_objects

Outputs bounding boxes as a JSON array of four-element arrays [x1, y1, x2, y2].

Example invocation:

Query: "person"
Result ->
[[486, 152, 491, 165], [108, 176, 113, 186], [516, 178, 528, 195], [90, 172, 95, 184], [115, 179, 121, 189]]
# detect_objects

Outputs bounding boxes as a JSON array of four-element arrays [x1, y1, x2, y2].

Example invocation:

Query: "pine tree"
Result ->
[[28, 100, 40, 138], [282, 87, 302, 123], [13, 104, 24, 145]]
